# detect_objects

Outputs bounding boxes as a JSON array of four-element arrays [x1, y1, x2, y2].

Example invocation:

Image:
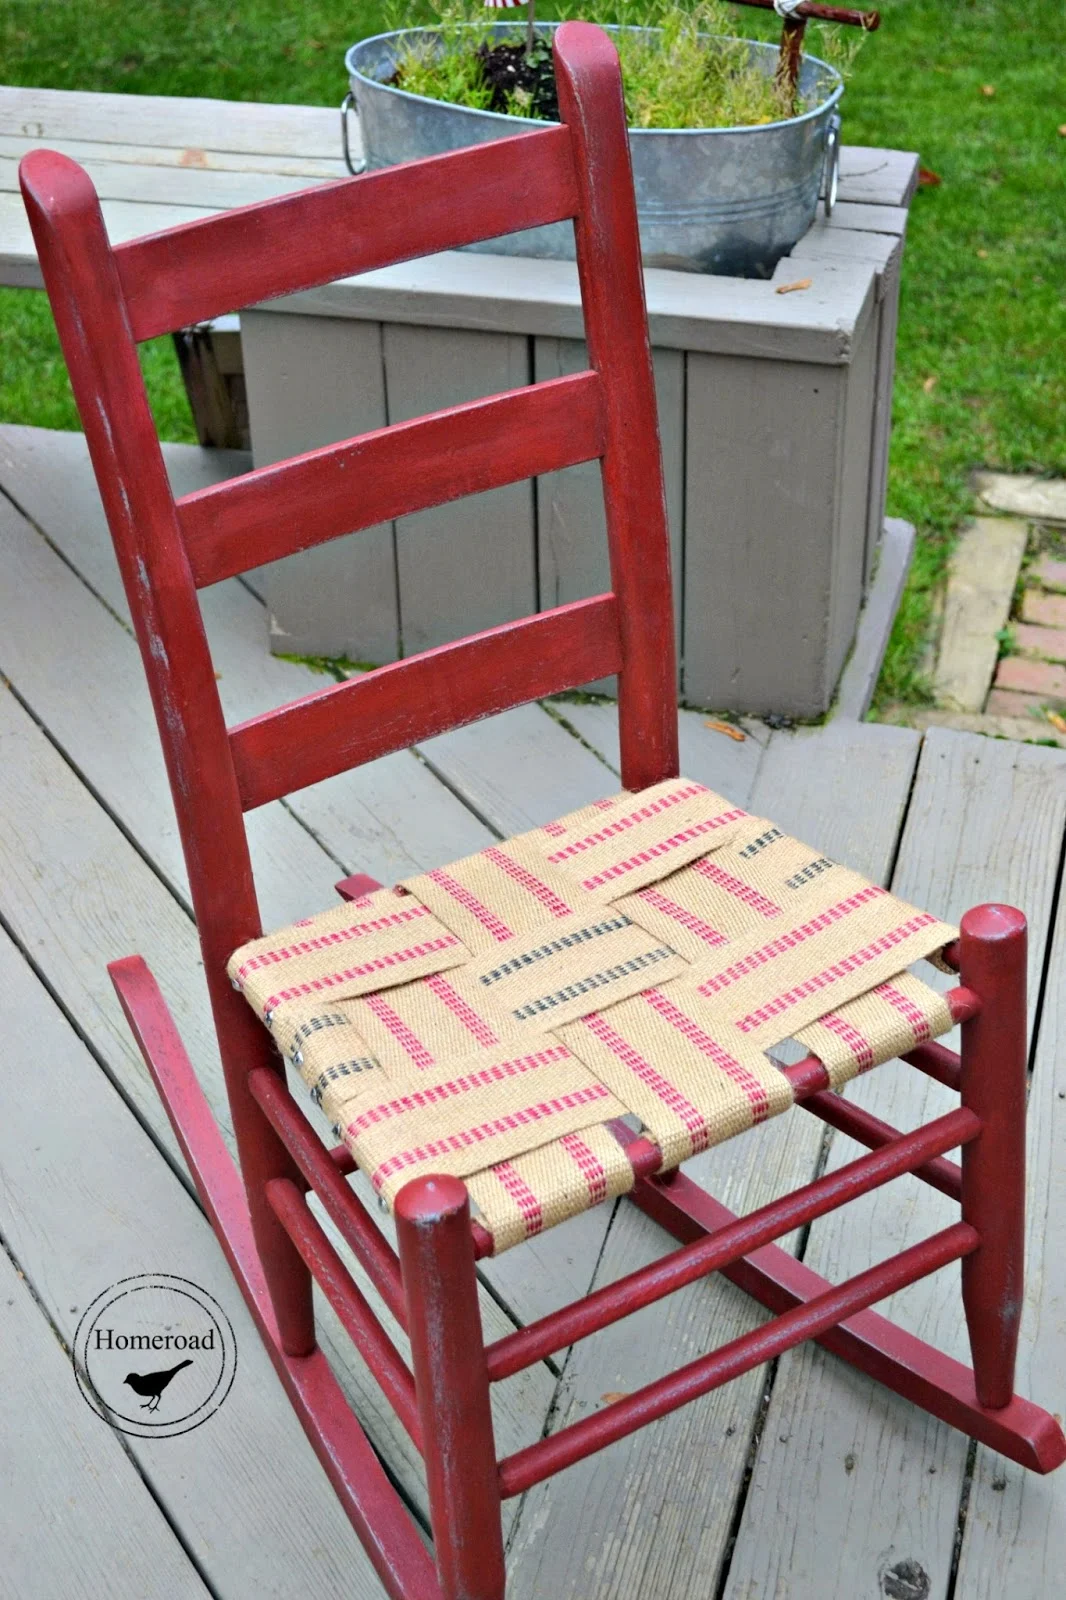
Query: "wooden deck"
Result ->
[[1, 422, 1063, 1599]]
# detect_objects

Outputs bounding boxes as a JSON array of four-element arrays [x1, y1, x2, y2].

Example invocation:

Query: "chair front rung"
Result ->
[[485, 1105, 978, 1380], [497, 1221, 979, 1497]]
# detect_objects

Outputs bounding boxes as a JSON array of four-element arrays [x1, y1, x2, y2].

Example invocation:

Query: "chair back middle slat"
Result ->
[[178, 370, 605, 589], [114, 124, 578, 342], [229, 595, 622, 812]]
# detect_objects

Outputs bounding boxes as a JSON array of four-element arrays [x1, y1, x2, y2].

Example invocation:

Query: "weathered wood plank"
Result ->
[[255, 249, 875, 365], [0, 1231, 210, 1600], [0, 424, 614, 1328], [506, 721, 921, 1599], [0, 927, 388, 1600], [0, 190, 217, 288], [683, 350, 855, 714], [0, 85, 338, 157], [549, 698, 768, 801], [0, 154, 329, 210], [951, 866, 1066, 1597], [382, 322, 537, 657], [239, 311, 401, 664], [0, 425, 558, 1458], [0, 425, 486, 891], [533, 337, 683, 690], [723, 728, 1066, 1600], [0, 130, 347, 179], [836, 147, 919, 208]]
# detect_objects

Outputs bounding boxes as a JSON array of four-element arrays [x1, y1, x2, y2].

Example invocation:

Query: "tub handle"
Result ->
[[341, 92, 367, 176], [823, 111, 842, 217]]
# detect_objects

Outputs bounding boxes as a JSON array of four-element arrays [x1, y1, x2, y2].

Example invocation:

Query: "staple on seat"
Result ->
[[229, 778, 955, 1253]]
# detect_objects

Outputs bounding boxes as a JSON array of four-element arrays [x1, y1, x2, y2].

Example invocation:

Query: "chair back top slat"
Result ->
[[114, 124, 578, 342], [177, 370, 604, 590]]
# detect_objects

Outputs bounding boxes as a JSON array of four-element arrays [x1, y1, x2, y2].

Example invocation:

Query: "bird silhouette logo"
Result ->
[[73, 1274, 237, 1438], [123, 1357, 194, 1412]]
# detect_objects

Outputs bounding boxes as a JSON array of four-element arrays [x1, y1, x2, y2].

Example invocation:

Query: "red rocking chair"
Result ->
[[21, 23, 1064, 1599]]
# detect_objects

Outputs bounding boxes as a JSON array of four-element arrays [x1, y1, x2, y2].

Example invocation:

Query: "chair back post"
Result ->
[[20, 154, 315, 1352], [554, 22, 680, 792]]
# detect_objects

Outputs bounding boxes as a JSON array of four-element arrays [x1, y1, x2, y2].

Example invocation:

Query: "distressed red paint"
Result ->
[[22, 20, 1063, 1600]]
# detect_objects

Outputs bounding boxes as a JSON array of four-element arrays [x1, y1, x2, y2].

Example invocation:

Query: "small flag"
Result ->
[[483, 0, 527, 7]]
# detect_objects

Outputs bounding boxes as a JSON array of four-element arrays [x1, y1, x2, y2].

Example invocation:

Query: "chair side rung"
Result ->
[[486, 1106, 978, 1381], [266, 1176, 422, 1450], [798, 1091, 962, 1201], [249, 1066, 408, 1328], [497, 1221, 978, 1496]]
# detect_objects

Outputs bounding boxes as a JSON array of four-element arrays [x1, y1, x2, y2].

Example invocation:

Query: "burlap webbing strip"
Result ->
[[229, 777, 958, 1254]]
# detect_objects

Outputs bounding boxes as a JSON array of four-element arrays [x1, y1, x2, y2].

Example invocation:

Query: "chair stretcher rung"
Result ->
[[249, 1067, 408, 1327], [799, 1090, 962, 1201], [267, 1177, 423, 1449], [486, 1106, 978, 1380], [497, 1221, 978, 1496]]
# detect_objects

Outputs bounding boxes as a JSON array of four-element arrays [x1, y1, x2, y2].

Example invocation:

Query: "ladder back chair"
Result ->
[[21, 22, 1064, 1600]]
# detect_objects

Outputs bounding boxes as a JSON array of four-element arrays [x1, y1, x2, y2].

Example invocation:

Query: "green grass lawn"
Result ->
[[2, 0, 1063, 704]]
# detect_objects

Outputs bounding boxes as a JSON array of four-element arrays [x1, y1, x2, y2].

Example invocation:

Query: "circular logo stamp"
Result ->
[[73, 1273, 237, 1438]]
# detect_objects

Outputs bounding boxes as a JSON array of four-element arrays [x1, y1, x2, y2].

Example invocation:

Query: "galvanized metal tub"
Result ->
[[344, 24, 843, 277]]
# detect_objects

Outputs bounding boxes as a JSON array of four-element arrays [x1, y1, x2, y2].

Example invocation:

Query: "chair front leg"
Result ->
[[958, 904, 1028, 1409], [395, 1175, 506, 1600]]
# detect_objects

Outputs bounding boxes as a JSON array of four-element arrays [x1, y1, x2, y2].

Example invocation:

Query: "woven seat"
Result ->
[[230, 777, 956, 1253]]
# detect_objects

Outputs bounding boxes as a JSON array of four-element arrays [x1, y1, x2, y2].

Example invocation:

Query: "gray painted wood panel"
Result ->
[[683, 352, 847, 714], [240, 310, 400, 664], [791, 227, 904, 585], [0, 928, 387, 1600], [533, 338, 684, 691], [836, 147, 919, 207], [506, 721, 921, 1599], [829, 298, 879, 681], [254, 248, 875, 365], [382, 322, 536, 656], [723, 728, 1066, 1600], [0, 1233, 209, 1600], [0, 84, 337, 156]]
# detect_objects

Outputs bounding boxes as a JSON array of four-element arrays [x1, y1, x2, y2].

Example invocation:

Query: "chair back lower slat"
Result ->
[[229, 595, 622, 811], [114, 125, 578, 342], [178, 370, 605, 589]]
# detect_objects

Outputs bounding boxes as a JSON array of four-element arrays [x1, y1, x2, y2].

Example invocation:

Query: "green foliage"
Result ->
[[388, 1, 847, 130]]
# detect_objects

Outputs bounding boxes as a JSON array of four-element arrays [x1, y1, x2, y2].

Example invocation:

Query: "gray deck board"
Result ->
[[0, 928, 387, 1600], [723, 728, 1066, 1600], [1, 423, 1063, 1598], [0, 1239, 209, 1600]]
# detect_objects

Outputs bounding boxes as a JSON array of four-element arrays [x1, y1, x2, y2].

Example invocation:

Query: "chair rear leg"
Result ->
[[958, 904, 1027, 1409], [395, 1176, 506, 1600]]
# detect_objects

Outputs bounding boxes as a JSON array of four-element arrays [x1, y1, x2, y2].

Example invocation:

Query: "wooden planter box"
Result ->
[[242, 149, 914, 716]]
